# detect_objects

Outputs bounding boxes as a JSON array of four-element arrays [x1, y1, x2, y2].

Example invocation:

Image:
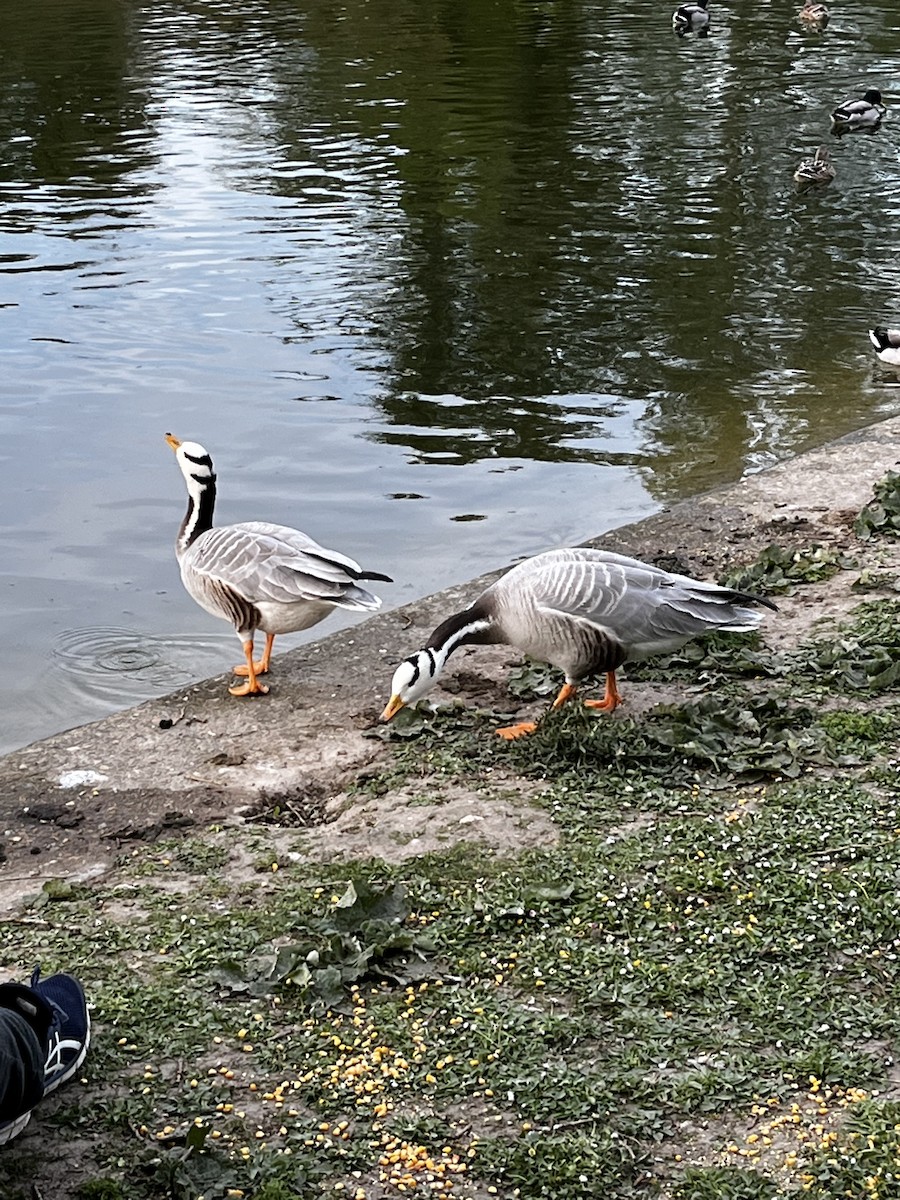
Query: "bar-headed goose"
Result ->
[[166, 434, 390, 696], [382, 548, 776, 739], [869, 328, 900, 367]]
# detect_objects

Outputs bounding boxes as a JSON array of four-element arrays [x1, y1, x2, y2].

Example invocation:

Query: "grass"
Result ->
[[5, 526, 900, 1198]]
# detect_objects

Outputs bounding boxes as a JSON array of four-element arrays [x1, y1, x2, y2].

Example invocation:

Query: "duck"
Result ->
[[830, 89, 886, 134], [798, 2, 829, 28], [868, 328, 900, 367], [381, 548, 776, 739], [166, 434, 391, 696], [793, 145, 835, 190], [672, 0, 711, 38]]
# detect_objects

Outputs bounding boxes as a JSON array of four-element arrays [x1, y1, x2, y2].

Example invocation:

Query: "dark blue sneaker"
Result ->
[[0, 967, 90, 1145], [29, 967, 91, 1094]]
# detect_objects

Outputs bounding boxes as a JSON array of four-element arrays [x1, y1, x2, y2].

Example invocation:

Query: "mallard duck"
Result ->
[[672, 0, 710, 38], [798, 2, 829, 28], [166, 434, 391, 696], [830, 89, 886, 134], [793, 145, 835, 190], [868, 328, 900, 367], [381, 548, 776, 739]]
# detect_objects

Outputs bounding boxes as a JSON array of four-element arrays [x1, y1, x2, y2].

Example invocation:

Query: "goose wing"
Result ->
[[183, 521, 381, 610], [504, 549, 769, 651]]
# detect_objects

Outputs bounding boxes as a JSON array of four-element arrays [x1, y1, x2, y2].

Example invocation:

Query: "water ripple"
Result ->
[[50, 627, 235, 705]]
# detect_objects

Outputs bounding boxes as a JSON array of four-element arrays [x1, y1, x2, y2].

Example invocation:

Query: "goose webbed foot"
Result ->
[[229, 638, 271, 696], [232, 660, 269, 677], [495, 720, 538, 740], [232, 633, 275, 678], [583, 671, 623, 712], [228, 678, 269, 697]]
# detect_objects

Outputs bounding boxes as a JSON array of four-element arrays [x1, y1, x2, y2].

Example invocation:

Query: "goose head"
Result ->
[[166, 433, 216, 491], [382, 649, 444, 720]]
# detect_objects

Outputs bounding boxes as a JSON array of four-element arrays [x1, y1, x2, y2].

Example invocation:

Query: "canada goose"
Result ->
[[869, 328, 900, 367], [166, 434, 390, 695], [830, 89, 886, 134], [673, 0, 710, 38], [381, 548, 776, 739], [798, 2, 829, 28], [793, 146, 835, 190]]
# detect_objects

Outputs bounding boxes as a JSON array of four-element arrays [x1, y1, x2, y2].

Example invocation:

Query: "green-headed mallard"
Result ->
[[831, 89, 886, 134], [869, 328, 900, 367], [673, 0, 710, 38]]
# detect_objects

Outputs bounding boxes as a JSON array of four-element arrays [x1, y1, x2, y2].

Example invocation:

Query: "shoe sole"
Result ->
[[0, 1110, 32, 1145], [44, 1009, 92, 1095]]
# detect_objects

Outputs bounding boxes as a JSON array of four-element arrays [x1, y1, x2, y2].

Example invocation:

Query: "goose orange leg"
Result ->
[[583, 671, 622, 712], [229, 639, 270, 696], [233, 632, 275, 678], [495, 681, 578, 740]]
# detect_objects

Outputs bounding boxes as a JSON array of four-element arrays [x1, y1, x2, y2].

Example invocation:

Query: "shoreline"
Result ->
[[2, 412, 900, 910]]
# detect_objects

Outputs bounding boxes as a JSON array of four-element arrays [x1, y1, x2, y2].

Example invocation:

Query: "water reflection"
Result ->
[[2, 0, 900, 753]]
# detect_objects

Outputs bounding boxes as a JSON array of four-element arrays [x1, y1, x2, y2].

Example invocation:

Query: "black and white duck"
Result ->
[[830, 89, 886, 134], [673, 0, 711, 38], [869, 328, 900, 367]]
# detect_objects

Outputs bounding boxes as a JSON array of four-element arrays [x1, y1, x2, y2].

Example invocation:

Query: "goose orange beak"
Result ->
[[165, 433, 181, 451], [381, 695, 405, 722]]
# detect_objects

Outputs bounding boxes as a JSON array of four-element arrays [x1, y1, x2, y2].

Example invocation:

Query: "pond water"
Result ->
[[2, 0, 899, 754]]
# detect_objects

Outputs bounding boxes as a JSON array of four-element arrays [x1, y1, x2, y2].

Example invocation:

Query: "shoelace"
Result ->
[[29, 966, 74, 1074]]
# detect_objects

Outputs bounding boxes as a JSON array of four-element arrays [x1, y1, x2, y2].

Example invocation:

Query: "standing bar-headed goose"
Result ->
[[382, 548, 776, 739], [166, 434, 390, 696]]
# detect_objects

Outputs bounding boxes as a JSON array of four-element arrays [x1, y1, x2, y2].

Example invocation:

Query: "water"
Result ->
[[2, 0, 899, 755]]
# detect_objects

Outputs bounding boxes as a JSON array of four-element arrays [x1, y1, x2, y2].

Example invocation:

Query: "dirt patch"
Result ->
[[292, 779, 557, 865]]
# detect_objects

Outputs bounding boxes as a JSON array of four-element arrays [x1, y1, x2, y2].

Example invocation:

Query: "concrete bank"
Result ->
[[3, 414, 900, 909]]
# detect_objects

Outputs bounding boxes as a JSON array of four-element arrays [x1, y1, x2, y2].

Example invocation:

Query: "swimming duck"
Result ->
[[793, 145, 835, 190], [672, 0, 710, 38], [869, 328, 900, 367], [166, 434, 391, 696], [381, 548, 776, 739], [798, 2, 829, 28], [830, 89, 886, 134]]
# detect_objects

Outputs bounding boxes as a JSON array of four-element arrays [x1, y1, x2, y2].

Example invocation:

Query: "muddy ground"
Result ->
[[3, 414, 899, 915]]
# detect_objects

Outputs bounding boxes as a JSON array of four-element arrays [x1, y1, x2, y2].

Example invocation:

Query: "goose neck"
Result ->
[[177, 477, 216, 555], [427, 603, 498, 660]]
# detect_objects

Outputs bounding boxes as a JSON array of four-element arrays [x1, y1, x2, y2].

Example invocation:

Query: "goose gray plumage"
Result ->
[[869, 327, 900, 367], [166, 434, 391, 696], [830, 89, 886, 134], [381, 547, 776, 739], [672, 0, 710, 38], [793, 145, 835, 191]]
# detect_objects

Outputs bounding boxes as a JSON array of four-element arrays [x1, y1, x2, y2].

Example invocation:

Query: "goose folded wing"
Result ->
[[187, 525, 370, 604], [531, 559, 764, 642]]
